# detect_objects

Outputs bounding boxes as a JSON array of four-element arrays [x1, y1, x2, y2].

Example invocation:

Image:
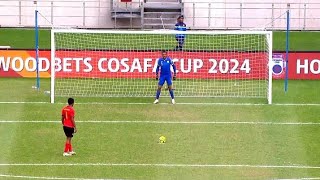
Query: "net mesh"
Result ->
[[52, 30, 270, 99]]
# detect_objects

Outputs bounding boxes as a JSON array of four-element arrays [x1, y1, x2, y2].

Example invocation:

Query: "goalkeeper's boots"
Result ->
[[154, 99, 159, 104], [171, 99, 176, 104]]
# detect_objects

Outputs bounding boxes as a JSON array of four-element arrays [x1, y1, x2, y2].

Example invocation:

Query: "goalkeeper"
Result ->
[[174, 15, 187, 51], [154, 51, 177, 104]]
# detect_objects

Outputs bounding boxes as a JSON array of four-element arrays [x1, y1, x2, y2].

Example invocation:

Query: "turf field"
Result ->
[[1, 28, 320, 51], [0, 29, 320, 180]]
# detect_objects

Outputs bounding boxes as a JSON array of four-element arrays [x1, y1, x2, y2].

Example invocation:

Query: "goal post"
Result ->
[[267, 32, 273, 105], [50, 29, 272, 104], [50, 29, 56, 104]]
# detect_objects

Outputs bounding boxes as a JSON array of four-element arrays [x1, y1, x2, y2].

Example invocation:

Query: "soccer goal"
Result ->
[[50, 29, 272, 104]]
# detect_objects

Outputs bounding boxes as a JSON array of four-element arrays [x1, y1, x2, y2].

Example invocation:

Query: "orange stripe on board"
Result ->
[[0, 50, 51, 78]]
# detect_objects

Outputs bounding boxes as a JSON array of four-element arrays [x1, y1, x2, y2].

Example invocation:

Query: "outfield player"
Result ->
[[174, 15, 187, 51], [154, 51, 177, 104], [61, 98, 77, 156]]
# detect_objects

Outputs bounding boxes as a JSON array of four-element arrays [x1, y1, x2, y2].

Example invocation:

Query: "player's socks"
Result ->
[[169, 90, 174, 99], [156, 90, 161, 99], [64, 143, 69, 153], [69, 144, 72, 152], [68, 144, 76, 155], [171, 99, 176, 104]]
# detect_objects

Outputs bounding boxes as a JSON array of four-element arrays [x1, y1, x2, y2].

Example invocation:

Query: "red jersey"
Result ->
[[62, 105, 75, 128]]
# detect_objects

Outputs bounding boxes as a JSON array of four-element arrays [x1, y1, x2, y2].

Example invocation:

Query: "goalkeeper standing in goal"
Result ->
[[174, 15, 187, 51], [154, 51, 177, 104]]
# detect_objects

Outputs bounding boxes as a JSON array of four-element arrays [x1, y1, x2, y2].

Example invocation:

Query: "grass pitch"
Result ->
[[1, 28, 320, 51], [0, 78, 320, 180], [0, 29, 320, 180]]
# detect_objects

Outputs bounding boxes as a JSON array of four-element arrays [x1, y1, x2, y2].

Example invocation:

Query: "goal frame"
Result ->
[[50, 29, 273, 104]]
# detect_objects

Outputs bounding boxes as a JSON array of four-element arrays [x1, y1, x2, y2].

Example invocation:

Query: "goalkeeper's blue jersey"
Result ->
[[158, 57, 174, 77]]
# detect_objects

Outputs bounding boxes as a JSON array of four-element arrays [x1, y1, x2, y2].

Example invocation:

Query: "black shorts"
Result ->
[[63, 126, 74, 137]]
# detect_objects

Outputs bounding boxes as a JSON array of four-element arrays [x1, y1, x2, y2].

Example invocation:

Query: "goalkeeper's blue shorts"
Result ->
[[158, 75, 172, 86]]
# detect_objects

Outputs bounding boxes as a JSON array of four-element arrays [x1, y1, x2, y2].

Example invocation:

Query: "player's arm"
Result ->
[[70, 110, 77, 133], [155, 60, 161, 80], [183, 23, 187, 31], [182, 23, 187, 38], [174, 23, 179, 30], [171, 60, 177, 80], [61, 110, 64, 125], [71, 115, 77, 133]]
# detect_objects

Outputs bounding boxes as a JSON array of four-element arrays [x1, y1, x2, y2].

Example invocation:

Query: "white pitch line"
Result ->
[[0, 174, 124, 180], [273, 103, 320, 106], [0, 102, 48, 104], [0, 163, 320, 169], [74, 102, 269, 106], [277, 178, 320, 180], [0, 120, 319, 125], [0, 101, 320, 106]]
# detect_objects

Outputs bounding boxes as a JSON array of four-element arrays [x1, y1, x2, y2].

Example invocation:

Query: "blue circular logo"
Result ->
[[273, 64, 283, 75]]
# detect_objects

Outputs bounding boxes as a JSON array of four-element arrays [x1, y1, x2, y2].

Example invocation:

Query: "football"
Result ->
[[159, 136, 166, 143]]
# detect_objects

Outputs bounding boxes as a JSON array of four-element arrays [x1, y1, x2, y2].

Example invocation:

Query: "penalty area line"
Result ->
[[0, 174, 124, 180], [0, 120, 319, 125], [0, 163, 320, 169]]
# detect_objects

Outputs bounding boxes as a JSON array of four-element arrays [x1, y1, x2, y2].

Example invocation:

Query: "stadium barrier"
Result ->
[[1, 0, 320, 30], [0, 50, 319, 79]]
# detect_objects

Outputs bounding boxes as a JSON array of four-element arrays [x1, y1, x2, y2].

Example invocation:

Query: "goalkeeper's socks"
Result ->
[[156, 90, 161, 99], [169, 90, 174, 99]]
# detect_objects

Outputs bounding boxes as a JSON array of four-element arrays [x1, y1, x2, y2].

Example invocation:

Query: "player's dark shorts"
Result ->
[[159, 75, 172, 86], [63, 126, 74, 137]]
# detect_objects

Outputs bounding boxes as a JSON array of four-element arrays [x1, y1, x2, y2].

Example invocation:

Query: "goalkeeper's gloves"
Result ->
[[173, 74, 177, 80]]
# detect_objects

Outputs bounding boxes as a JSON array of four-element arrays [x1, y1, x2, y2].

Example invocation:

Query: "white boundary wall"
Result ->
[[0, 0, 319, 29]]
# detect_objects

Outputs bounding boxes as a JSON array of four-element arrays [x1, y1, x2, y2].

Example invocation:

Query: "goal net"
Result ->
[[51, 29, 272, 104]]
